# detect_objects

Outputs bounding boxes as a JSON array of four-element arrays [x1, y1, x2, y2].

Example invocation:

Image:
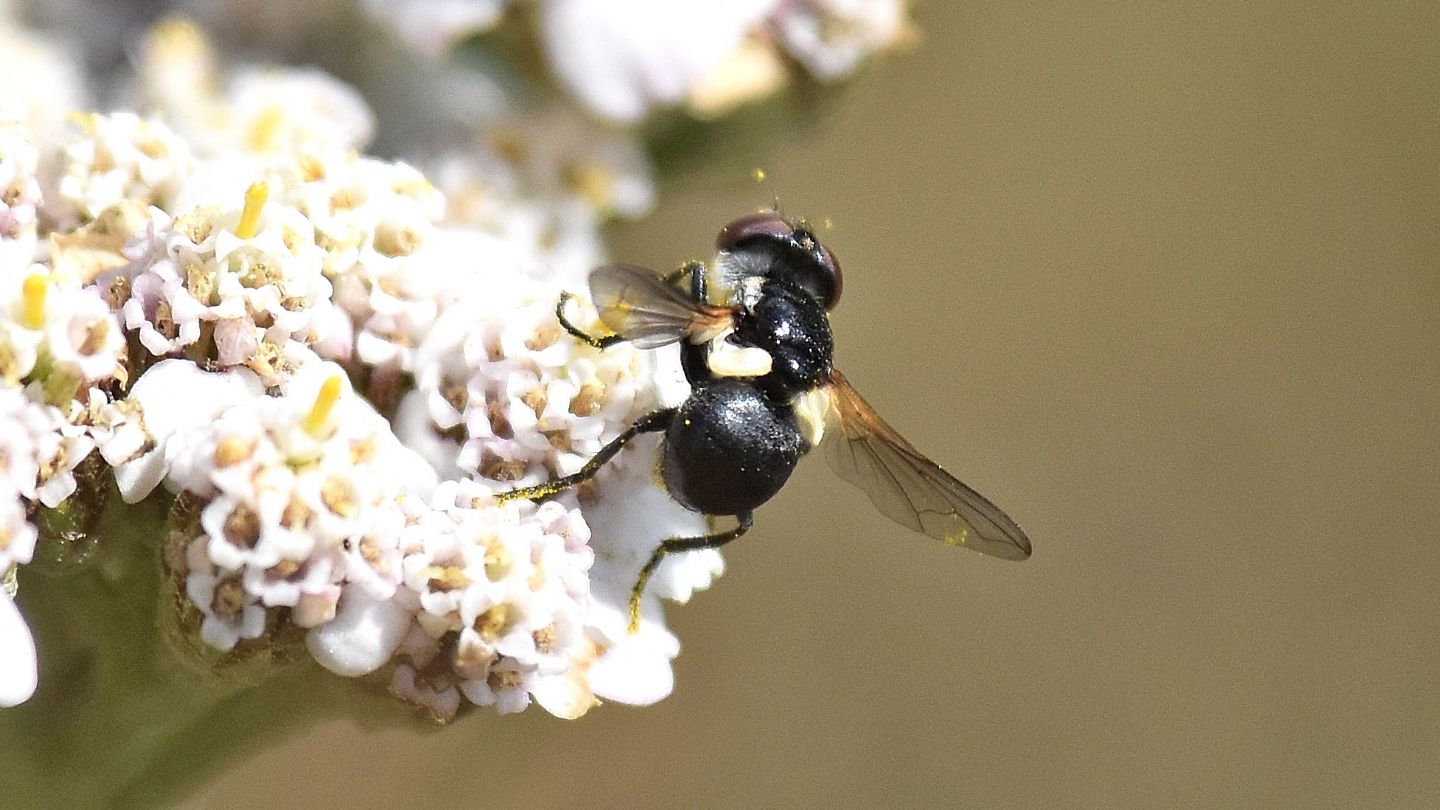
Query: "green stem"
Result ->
[[0, 487, 410, 808]]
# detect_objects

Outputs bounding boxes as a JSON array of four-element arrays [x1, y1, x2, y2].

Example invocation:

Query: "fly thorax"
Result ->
[[733, 279, 834, 396]]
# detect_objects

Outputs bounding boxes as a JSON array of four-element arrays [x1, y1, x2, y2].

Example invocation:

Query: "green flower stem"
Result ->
[[0, 488, 409, 808]]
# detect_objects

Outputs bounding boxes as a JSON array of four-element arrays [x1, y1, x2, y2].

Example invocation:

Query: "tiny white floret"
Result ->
[[306, 588, 413, 677]]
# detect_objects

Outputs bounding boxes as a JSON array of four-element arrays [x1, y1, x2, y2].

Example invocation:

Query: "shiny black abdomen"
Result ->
[[662, 381, 806, 516]]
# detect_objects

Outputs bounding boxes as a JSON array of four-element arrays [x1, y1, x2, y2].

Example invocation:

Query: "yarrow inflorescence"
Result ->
[[0, 19, 698, 718], [0, 4, 908, 718], [360, 0, 915, 122]]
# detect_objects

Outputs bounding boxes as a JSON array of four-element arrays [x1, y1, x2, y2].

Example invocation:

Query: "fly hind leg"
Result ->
[[628, 511, 754, 633]]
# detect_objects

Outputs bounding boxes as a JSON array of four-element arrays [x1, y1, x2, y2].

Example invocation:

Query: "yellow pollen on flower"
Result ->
[[212, 436, 252, 467], [21, 274, 47, 329], [533, 625, 558, 654], [235, 180, 269, 240], [475, 604, 510, 643], [483, 539, 512, 582], [301, 375, 343, 437], [423, 565, 469, 593]]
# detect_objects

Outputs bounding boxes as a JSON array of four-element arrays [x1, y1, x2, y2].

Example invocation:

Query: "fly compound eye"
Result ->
[[716, 211, 794, 252], [786, 227, 843, 311], [813, 240, 842, 310]]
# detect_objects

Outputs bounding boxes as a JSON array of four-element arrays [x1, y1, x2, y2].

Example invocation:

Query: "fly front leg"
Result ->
[[671, 261, 718, 386], [556, 291, 626, 349], [662, 260, 708, 295]]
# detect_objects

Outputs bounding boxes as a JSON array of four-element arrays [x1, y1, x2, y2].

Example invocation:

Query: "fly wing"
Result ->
[[823, 369, 1032, 560], [588, 264, 732, 349]]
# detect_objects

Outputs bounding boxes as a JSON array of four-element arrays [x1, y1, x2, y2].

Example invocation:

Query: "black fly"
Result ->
[[498, 211, 1031, 632]]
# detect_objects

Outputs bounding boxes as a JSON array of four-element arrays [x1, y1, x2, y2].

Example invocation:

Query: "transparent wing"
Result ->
[[589, 264, 732, 349], [823, 369, 1032, 560]]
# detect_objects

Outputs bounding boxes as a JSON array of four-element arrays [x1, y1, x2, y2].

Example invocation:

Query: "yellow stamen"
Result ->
[[235, 181, 269, 239], [65, 111, 99, 134], [21, 274, 47, 329], [149, 18, 209, 66], [561, 163, 615, 212], [248, 106, 285, 153], [301, 375, 343, 437]]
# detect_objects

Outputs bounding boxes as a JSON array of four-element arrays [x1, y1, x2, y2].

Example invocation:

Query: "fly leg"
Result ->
[[559, 261, 708, 350], [555, 291, 626, 349], [494, 408, 676, 503], [628, 511, 754, 633]]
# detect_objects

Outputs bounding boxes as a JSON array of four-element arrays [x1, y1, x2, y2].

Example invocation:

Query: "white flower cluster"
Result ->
[[54, 112, 193, 227], [386, 479, 595, 719], [406, 271, 650, 484], [162, 357, 427, 651], [0, 18, 737, 718], [361, 0, 914, 122], [0, 98, 128, 708], [0, 117, 42, 270], [0, 386, 49, 707], [0, 390, 63, 574], [55, 116, 432, 387]]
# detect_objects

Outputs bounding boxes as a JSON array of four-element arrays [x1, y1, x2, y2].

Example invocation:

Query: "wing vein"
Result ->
[[822, 370, 1031, 560]]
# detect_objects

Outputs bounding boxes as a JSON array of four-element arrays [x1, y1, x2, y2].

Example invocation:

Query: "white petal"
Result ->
[[117, 360, 264, 502], [364, 0, 504, 57], [306, 589, 411, 677], [132, 360, 266, 440], [114, 451, 171, 505], [0, 592, 37, 707], [649, 344, 692, 409], [539, 0, 778, 121], [534, 653, 583, 690], [588, 632, 675, 706], [581, 434, 714, 602]]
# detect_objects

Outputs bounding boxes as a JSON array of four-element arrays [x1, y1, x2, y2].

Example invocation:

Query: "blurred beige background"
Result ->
[[193, 2, 1439, 807]]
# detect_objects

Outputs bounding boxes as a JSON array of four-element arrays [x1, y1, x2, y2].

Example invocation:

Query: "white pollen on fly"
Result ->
[[792, 387, 833, 448], [737, 276, 765, 308], [708, 344, 772, 378]]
